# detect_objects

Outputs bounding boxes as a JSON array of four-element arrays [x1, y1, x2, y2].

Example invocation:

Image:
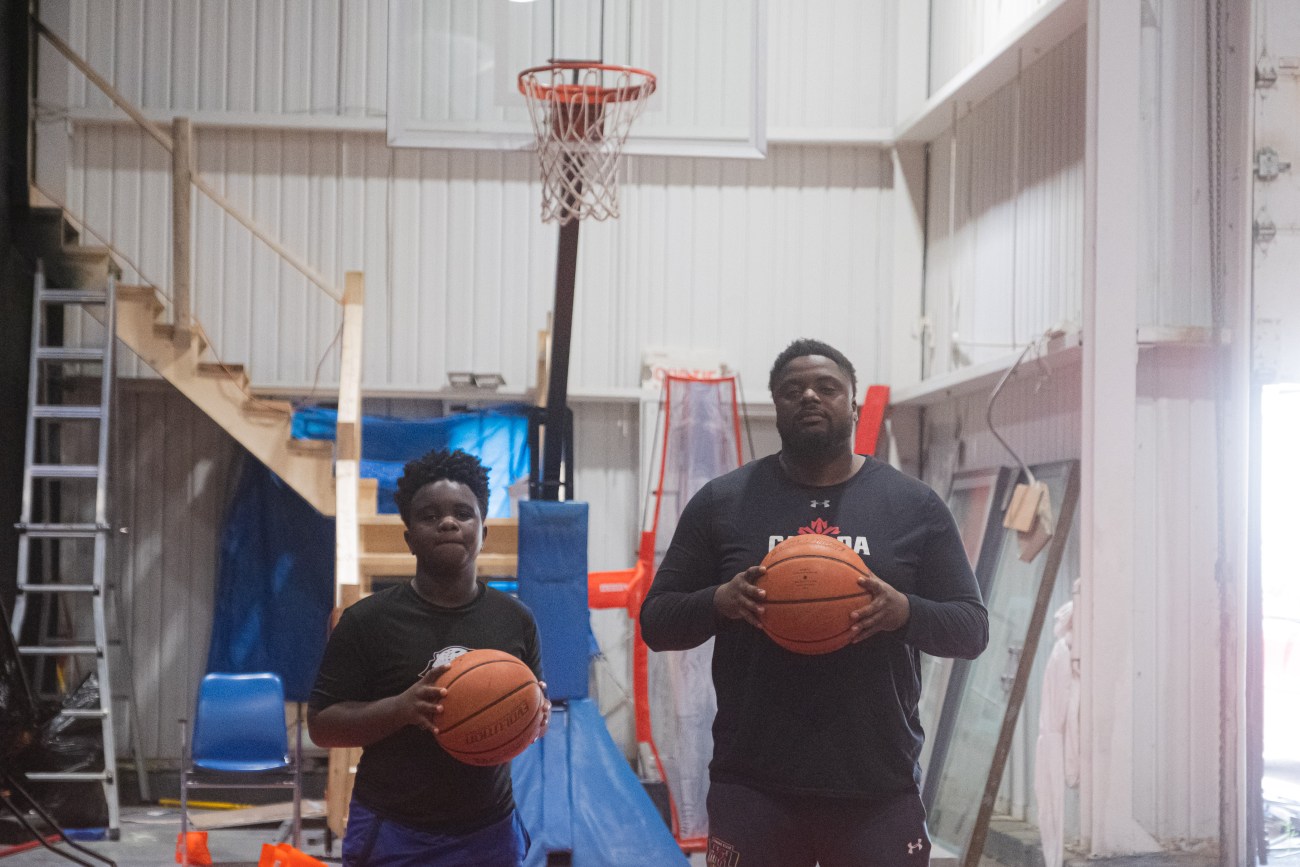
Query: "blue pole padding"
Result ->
[[517, 501, 590, 700]]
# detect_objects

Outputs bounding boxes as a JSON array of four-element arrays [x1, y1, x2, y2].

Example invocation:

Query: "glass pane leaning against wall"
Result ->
[[927, 460, 1081, 857]]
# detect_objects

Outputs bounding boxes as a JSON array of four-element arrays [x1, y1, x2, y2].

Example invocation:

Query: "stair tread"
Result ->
[[288, 438, 333, 453], [198, 362, 246, 375], [244, 398, 295, 415], [359, 551, 517, 576]]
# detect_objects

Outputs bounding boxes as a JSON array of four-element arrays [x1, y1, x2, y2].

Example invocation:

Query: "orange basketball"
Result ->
[[433, 649, 545, 766], [757, 534, 873, 655]]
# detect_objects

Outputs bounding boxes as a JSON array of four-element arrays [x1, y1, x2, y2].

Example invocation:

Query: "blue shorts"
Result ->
[[342, 798, 530, 867]]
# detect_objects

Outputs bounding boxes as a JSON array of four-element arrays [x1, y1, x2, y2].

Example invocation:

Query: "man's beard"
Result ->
[[777, 414, 854, 461]]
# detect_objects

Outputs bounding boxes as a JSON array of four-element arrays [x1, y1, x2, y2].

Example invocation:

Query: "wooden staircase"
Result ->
[[27, 205, 340, 515]]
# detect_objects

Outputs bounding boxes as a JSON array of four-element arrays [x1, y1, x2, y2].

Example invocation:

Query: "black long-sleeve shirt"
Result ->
[[639, 454, 988, 798]]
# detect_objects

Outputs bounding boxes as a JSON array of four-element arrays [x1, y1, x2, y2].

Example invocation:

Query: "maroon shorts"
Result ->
[[705, 780, 931, 867]]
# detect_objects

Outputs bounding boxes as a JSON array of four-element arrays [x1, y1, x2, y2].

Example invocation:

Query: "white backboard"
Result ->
[[387, 0, 767, 157]]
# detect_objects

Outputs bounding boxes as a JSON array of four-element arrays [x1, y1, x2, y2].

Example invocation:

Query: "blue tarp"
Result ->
[[512, 699, 688, 866], [292, 405, 531, 518], [206, 458, 334, 702], [207, 406, 530, 699], [511, 502, 684, 865]]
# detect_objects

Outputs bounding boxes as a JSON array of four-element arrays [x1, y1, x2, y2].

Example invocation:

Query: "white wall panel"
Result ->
[[928, 0, 1053, 95], [59, 0, 380, 118], [49, 0, 893, 136], [1137, 0, 1212, 329], [767, 0, 895, 133], [923, 30, 1086, 378], [1131, 347, 1221, 842], [60, 127, 894, 395]]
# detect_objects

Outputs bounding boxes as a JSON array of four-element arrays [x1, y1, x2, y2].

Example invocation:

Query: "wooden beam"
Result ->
[[335, 272, 364, 600], [171, 117, 192, 350]]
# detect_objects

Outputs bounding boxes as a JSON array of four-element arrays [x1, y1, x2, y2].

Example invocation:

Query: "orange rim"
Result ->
[[518, 62, 657, 104]]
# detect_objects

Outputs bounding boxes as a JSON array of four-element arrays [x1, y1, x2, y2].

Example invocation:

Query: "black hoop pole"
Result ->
[[539, 160, 581, 501]]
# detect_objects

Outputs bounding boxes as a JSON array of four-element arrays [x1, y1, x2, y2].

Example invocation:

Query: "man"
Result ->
[[309, 449, 548, 866], [640, 339, 988, 867]]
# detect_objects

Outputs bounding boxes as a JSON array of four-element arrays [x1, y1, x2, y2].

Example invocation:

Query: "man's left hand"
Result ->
[[849, 574, 910, 642], [535, 681, 552, 742]]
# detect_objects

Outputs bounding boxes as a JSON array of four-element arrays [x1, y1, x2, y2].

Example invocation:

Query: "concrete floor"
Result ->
[[0, 804, 333, 866], [0, 805, 721, 866]]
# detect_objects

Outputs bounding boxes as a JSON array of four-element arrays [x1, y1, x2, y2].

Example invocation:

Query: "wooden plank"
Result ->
[[336, 272, 365, 462], [188, 800, 325, 831], [335, 272, 364, 601], [171, 117, 192, 349], [326, 749, 361, 839], [357, 552, 518, 579]]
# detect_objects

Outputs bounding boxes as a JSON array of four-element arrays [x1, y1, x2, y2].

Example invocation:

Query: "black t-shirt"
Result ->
[[309, 581, 543, 832], [639, 454, 988, 799]]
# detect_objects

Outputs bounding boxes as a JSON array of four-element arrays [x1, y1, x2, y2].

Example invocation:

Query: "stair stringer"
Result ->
[[109, 283, 336, 515], [26, 203, 339, 516]]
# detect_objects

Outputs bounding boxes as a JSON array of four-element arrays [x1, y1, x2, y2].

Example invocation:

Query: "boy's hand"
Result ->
[[400, 663, 450, 733]]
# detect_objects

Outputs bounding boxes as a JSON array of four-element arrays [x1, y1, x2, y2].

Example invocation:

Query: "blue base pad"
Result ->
[[513, 699, 688, 866]]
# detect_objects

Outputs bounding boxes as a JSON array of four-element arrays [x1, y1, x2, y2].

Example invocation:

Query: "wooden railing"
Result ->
[[32, 16, 344, 326]]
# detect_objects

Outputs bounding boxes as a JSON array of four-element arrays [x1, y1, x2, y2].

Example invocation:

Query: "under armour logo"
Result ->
[[810, 499, 830, 508], [907, 838, 924, 855]]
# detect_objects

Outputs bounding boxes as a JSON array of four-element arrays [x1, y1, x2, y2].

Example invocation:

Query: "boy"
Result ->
[[309, 448, 548, 866]]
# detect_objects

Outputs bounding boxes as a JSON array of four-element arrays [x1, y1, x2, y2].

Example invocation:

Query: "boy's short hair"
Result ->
[[768, 338, 858, 398], [394, 448, 491, 526]]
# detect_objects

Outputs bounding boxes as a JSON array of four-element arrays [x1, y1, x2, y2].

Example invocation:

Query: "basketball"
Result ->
[[433, 649, 545, 766], [757, 534, 873, 655]]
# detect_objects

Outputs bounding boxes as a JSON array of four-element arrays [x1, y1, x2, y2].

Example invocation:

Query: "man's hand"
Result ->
[[714, 566, 767, 630], [849, 574, 910, 643], [398, 663, 449, 733], [535, 681, 552, 742]]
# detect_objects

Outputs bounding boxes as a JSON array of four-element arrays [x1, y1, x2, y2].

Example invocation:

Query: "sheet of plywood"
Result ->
[[188, 800, 325, 830]]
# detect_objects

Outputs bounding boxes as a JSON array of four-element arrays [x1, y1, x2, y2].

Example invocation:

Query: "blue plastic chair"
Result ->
[[179, 673, 301, 863]]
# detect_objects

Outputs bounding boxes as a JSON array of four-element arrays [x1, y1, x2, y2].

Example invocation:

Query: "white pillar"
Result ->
[[1078, 0, 1162, 856], [887, 0, 929, 390]]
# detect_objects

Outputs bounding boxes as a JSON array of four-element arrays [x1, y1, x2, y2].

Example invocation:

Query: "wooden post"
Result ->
[[334, 270, 365, 601], [171, 116, 192, 349], [328, 271, 366, 840]]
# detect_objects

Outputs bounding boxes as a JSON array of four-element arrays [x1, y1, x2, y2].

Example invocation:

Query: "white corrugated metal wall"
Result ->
[[32, 0, 899, 762], [918, 0, 1221, 848], [928, 0, 1053, 95], [923, 29, 1085, 378], [40, 1, 897, 394]]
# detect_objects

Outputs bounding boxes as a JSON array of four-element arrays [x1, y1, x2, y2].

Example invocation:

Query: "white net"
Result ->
[[646, 376, 743, 842], [519, 65, 656, 225]]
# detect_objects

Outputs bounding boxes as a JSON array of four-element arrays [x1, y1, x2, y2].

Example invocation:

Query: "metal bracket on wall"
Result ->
[[1255, 212, 1277, 245], [1255, 146, 1291, 181]]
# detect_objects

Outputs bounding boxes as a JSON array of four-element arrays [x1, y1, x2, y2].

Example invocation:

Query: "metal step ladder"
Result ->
[[9, 267, 140, 839]]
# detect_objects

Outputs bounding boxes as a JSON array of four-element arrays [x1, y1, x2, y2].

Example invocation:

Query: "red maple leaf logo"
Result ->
[[798, 518, 840, 536]]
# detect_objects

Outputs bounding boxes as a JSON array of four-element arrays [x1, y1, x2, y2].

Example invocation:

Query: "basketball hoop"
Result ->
[[518, 62, 656, 225]]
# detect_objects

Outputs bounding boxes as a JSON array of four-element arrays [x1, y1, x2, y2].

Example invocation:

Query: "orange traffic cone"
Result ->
[[174, 830, 213, 865], [258, 843, 327, 866]]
